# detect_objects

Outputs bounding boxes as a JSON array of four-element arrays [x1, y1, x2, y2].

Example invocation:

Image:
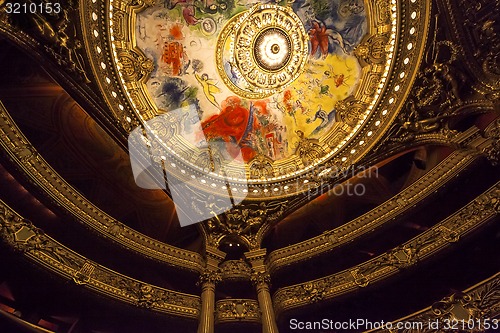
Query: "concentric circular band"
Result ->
[[216, 4, 309, 99]]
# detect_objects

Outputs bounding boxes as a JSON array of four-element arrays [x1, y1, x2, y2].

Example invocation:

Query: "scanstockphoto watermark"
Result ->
[[307, 164, 379, 200], [127, 106, 380, 227], [289, 318, 425, 331], [289, 318, 500, 331]]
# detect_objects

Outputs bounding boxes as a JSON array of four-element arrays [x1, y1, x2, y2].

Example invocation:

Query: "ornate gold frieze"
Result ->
[[0, 101, 204, 273], [267, 148, 481, 273], [273, 182, 500, 315], [215, 299, 261, 324], [369, 273, 500, 332], [248, 155, 275, 180], [219, 260, 252, 281], [0, 200, 201, 318]]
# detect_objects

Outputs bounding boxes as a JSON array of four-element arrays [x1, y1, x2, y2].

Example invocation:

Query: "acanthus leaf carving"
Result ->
[[250, 271, 271, 287], [198, 269, 222, 286], [204, 200, 287, 249]]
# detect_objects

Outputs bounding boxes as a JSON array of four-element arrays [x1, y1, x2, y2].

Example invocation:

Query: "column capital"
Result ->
[[251, 270, 271, 288], [198, 269, 222, 286]]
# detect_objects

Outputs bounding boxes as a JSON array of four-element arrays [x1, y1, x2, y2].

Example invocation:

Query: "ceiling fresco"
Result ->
[[93, 0, 415, 200], [92, 0, 432, 234], [136, 0, 367, 162]]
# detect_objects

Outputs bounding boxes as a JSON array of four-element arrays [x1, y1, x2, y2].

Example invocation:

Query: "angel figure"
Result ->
[[195, 73, 221, 108]]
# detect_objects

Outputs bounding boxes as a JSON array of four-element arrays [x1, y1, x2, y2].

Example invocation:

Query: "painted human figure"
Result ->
[[201, 97, 260, 161], [195, 73, 221, 108]]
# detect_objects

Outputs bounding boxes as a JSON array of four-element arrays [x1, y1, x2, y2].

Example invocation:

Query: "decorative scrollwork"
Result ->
[[117, 49, 154, 82], [392, 37, 466, 140], [219, 260, 252, 280], [301, 282, 328, 303], [414, 41, 466, 111], [273, 275, 345, 308], [294, 130, 325, 167], [215, 299, 261, 323]]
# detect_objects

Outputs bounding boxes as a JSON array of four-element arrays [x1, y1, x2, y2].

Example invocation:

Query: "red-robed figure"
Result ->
[[200, 96, 261, 161]]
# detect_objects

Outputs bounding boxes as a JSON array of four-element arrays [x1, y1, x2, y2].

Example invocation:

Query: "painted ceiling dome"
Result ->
[[100, 0, 406, 200]]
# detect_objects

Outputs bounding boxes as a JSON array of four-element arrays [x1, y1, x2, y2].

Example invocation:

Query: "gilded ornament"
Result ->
[[216, 299, 261, 323], [216, 4, 309, 99]]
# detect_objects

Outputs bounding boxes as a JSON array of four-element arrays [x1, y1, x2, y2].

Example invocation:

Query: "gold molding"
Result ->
[[273, 181, 500, 315], [368, 273, 500, 332], [0, 100, 204, 273], [0, 200, 201, 319], [266, 142, 483, 273]]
